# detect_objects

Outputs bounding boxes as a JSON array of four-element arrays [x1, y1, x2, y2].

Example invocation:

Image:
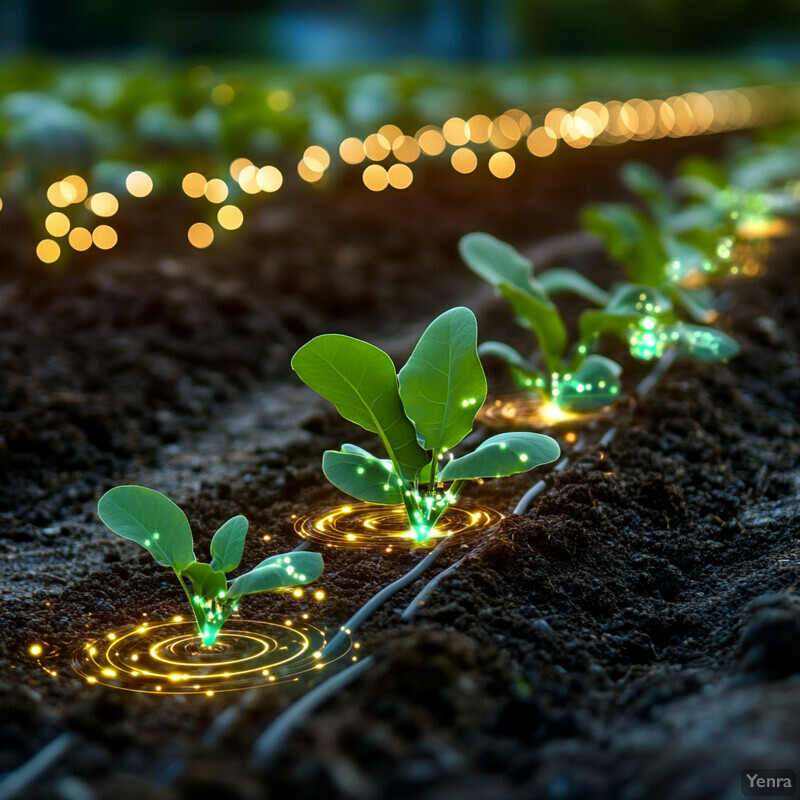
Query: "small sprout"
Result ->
[[98, 486, 324, 647], [292, 307, 560, 542]]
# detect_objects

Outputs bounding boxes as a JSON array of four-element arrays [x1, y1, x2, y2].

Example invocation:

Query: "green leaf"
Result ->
[[398, 307, 486, 454], [537, 268, 610, 306], [459, 232, 535, 295], [667, 324, 740, 361], [478, 341, 546, 393], [604, 284, 673, 316], [581, 204, 667, 286], [679, 156, 727, 190], [210, 515, 248, 574], [292, 334, 427, 481], [438, 432, 560, 482], [182, 561, 227, 599], [558, 356, 622, 413], [661, 283, 717, 324], [228, 552, 324, 598], [98, 485, 195, 571], [322, 446, 403, 504], [620, 161, 673, 219], [497, 282, 567, 375]]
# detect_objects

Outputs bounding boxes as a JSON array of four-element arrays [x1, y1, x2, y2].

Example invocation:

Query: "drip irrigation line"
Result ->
[[291, 540, 311, 552], [251, 656, 374, 770], [400, 556, 467, 621], [0, 732, 79, 800]]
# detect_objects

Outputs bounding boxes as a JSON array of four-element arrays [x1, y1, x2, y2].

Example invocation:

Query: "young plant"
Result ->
[[97, 486, 323, 647], [291, 307, 560, 542], [459, 232, 622, 414]]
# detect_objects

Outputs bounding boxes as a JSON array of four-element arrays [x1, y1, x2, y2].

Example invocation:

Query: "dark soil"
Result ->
[[2, 133, 800, 800]]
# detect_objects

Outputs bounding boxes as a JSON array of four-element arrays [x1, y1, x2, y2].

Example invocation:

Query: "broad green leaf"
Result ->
[[581, 204, 666, 286], [558, 356, 622, 413], [604, 285, 673, 316], [478, 341, 546, 393], [322, 446, 403, 504], [98, 485, 195, 571], [459, 232, 535, 296], [210, 515, 248, 574], [662, 283, 717, 324], [438, 432, 560, 482], [398, 307, 486, 454], [668, 324, 740, 361], [537, 268, 610, 306], [228, 552, 323, 598], [292, 334, 427, 481], [497, 282, 566, 375], [182, 561, 227, 599]]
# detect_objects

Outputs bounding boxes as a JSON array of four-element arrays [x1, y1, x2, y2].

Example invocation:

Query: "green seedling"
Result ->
[[291, 307, 560, 542], [579, 284, 740, 362], [97, 485, 323, 646], [459, 232, 622, 414]]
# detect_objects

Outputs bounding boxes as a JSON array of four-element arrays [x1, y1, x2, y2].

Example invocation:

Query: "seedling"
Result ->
[[459, 232, 622, 415], [97, 486, 323, 646], [291, 307, 560, 542]]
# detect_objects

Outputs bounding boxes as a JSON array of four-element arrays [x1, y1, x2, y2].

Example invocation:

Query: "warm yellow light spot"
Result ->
[[107, 633, 116, 641], [211, 83, 235, 106], [451, 147, 477, 174], [284, 619, 293, 626], [204, 178, 228, 203], [0, 197, 3, 212], [544, 107, 568, 139], [363, 133, 391, 161], [387, 163, 413, 189], [392, 135, 420, 163], [87, 677, 97, 684], [339, 137, 365, 165], [257, 165, 283, 192], [416, 127, 446, 156], [266, 89, 293, 112], [182, 172, 207, 198], [229, 157, 253, 181], [237, 165, 261, 194], [314, 590, 325, 601], [68, 227, 92, 251], [45, 212, 70, 237], [188, 222, 214, 249], [125, 170, 153, 198], [172, 616, 183, 623], [205, 690, 214, 697], [297, 161, 324, 183], [527, 126, 557, 157], [29, 644, 43, 657], [63, 175, 88, 203], [92, 225, 117, 250], [489, 113, 520, 149], [36, 239, 61, 264], [218, 204, 243, 230], [362, 164, 389, 192], [488, 152, 515, 179], [292, 588, 303, 598], [303, 145, 330, 173], [505, 108, 532, 135], [101, 668, 117, 678], [442, 116, 469, 146], [466, 114, 491, 144], [378, 123, 403, 143], [47, 182, 70, 208], [565, 431, 577, 444], [89, 192, 119, 218]]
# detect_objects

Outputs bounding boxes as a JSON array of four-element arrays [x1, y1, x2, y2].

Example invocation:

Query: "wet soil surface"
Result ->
[[2, 134, 800, 800]]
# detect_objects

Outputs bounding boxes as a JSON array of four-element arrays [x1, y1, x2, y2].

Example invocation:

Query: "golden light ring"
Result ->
[[294, 502, 503, 551], [66, 619, 349, 694]]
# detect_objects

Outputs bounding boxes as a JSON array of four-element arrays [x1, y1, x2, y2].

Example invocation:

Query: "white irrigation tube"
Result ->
[[0, 732, 78, 800], [251, 657, 374, 769]]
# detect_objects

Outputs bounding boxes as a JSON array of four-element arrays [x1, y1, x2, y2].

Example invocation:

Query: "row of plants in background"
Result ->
[[459, 136, 800, 418]]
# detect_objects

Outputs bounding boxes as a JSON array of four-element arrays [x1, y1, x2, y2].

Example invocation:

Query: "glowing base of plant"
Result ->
[[30, 619, 352, 695], [294, 502, 503, 551], [478, 395, 614, 430]]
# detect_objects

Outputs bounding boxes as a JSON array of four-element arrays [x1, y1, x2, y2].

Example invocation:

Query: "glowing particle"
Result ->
[[62, 175, 88, 203], [527, 126, 558, 157], [297, 160, 323, 183], [339, 137, 365, 165], [28, 644, 43, 657], [229, 157, 253, 181], [392, 135, 420, 163], [314, 591, 325, 601], [451, 147, 477, 174], [182, 172, 207, 198], [211, 83, 235, 106], [187, 222, 214, 249], [284, 620, 292, 627], [442, 117, 469, 146], [266, 89, 293, 111], [125, 171, 153, 198], [47, 181, 70, 207], [292, 588, 303, 598], [87, 677, 97, 684], [218, 204, 243, 230], [387, 163, 413, 190], [89, 192, 119, 218], [237, 166, 261, 194], [45, 212, 70, 237], [204, 178, 229, 203], [256, 165, 283, 192], [488, 152, 515, 179], [303, 145, 330, 173], [101, 668, 117, 678], [205, 690, 214, 697], [363, 133, 391, 161], [362, 164, 388, 192], [36, 239, 61, 264], [417, 128, 446, 156]]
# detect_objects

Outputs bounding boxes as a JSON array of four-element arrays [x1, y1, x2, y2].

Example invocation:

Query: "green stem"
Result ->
[[175, 571, 206, 636]]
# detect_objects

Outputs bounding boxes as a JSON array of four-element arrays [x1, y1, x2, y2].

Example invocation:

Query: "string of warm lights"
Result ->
[[12, 81, 799, 264]]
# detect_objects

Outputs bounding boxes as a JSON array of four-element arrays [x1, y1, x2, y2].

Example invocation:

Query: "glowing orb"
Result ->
[[57, 620, 349, 695], [294, 503, 503, 551], [478, 395, 614, 431]]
